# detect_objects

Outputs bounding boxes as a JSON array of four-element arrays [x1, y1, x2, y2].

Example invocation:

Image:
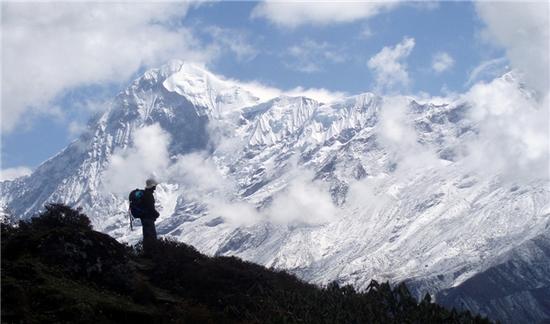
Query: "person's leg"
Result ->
[[150, 219, 157, 240], [141, 218, 157, 255]]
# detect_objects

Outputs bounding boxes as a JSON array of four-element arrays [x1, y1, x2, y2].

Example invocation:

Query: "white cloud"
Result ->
[[469, 2, 549, 182], [166, 152, 262, 226], [203, 26, 258, 62], [377, 97, 415, 145], [409, 1, 439, 11], [431, 52, 454, 73], [209, 200, 260, 227], [251, 1, 400, 28], [65, 96, 115, 139], [359, 26, 374, 39], [168, 152, 231, 195], [285, 87, 347, 104], [68, 121, 87, 138], [102, 124, 171, 195], [266, 170, 338, 225], [1, 2, 209, 134], [475, 2, 549, 96], [101, 126, 261, 226], [231, 80, 282, 102], [462, 74, 549, 182], [465, 57, 509, 86], [376, 96, 439, 171], [158, 146, 339, 227], [367, 37, 415, 93], [232, 80, 346, 104], [0, 166, 32, 181], [161, 147, 338, 227], [285, 39, 347, 73]]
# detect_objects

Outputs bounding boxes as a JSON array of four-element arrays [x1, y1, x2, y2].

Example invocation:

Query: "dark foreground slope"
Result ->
[[2, 204, 490, 324]]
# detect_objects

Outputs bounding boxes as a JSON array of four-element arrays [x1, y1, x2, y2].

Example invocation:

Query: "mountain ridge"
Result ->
[[1, 203, 492, 323], [1, 61, 548, 323]]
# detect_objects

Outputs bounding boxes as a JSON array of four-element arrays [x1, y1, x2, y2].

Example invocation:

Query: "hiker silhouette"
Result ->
[[129, 178, 160, 256]]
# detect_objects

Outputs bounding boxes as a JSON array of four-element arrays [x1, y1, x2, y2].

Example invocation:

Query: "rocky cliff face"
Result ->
[[2, 60, 548, 322], [437, 232, 550, 323]]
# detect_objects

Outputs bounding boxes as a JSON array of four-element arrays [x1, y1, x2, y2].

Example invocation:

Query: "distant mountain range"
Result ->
[[2, 60, 548, 322]]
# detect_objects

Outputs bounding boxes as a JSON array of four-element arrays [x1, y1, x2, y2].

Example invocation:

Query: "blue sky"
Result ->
[[192, 1, 497, 94], [2, 1, 546, 179]]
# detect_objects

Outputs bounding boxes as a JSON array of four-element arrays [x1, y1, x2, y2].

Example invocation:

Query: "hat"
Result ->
[[145, 178, 159, 189]]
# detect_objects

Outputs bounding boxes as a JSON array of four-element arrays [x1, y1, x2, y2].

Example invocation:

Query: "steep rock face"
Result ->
[[1, 61, 549, 322], [436, 232, 550, 323]]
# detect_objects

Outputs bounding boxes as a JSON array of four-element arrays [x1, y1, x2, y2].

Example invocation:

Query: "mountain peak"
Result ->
[[161, 61, 260, 116]]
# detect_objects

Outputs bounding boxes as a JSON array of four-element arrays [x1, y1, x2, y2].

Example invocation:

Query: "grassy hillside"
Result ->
[[1, 204, 491, 323]]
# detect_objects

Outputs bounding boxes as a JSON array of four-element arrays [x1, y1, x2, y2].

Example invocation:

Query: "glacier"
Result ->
[[1, 60, 548, 322]]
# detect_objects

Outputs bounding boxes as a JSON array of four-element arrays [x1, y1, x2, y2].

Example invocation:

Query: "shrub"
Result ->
[[28, 203, 92, 231]]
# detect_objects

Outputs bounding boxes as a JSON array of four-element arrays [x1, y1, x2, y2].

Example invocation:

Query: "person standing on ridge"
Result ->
[[142, 178, 160, 254], [129, 178, 160, 256]]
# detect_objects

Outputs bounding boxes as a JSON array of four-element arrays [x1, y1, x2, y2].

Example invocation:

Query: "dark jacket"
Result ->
[[142, 188, 160, 220]]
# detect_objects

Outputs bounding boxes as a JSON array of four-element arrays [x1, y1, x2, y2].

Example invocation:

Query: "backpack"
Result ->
[[129, 189, 146, 219]]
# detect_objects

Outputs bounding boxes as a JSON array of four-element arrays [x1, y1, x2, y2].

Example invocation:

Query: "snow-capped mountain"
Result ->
[[1, 60, 548, 322]]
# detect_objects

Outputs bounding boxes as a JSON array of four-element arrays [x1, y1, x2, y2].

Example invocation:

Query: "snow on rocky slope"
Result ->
[[1, 60, 548, 322], [437, 231, 550, 323]]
